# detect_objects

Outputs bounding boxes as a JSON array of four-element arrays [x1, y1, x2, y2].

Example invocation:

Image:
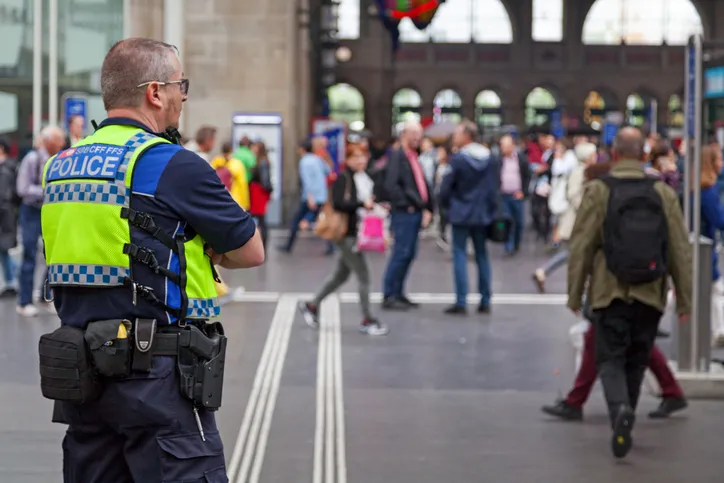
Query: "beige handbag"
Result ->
[[314, 173, 350, 242]]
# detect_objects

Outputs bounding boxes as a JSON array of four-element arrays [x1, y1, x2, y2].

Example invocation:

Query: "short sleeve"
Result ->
[[155, 149, 256, 254]]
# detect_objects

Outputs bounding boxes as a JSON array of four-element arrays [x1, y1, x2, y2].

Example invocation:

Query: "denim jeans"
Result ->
[[19, 203, 48, 306], [383, 210, 422, 299], [539, 243, 569, 276], [0, 250, 16, 286], [501, 194, 525, 253], [451, 225, 491, 307]]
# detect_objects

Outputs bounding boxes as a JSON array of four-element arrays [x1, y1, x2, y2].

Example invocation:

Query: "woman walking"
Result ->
[[299, 144, 388, 336], [532, 142, 597, 292]]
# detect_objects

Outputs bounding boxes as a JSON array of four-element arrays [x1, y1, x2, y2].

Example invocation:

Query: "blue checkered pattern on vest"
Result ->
[[48, 264, 129, 286], [187, 298, 221, 318]]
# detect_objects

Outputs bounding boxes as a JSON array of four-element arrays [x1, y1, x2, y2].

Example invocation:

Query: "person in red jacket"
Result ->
[[249, 141, 273, 248]]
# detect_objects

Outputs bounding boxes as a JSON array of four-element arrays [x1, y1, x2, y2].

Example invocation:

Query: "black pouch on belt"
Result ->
[[39, 325, 102, 403], [132, 318, 157, 372], [84, 319, 132, 378]]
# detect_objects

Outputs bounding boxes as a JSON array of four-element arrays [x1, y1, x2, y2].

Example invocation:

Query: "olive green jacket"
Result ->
[[567, 160, 692, 315]]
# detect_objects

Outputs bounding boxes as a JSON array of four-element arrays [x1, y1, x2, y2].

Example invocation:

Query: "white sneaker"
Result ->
[[17, 305, 39, 317]]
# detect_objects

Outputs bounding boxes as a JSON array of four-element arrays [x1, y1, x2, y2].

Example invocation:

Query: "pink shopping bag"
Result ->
[[357, 213, 386, 252]]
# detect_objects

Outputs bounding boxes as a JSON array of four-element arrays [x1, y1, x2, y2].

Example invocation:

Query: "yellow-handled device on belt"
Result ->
[[214, 266, 229, 297]]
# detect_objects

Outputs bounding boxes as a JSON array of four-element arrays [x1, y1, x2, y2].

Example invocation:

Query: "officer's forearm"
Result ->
[[219, 229, 265, 269]]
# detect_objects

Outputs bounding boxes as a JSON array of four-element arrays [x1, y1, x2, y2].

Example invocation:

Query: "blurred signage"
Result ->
[[550, 109, 564, 138], [62, 93, 87, 133], [686, 44, 696, 137], [312, 119, 346, 172], [231, 113, 283, 226], [704, 66, 724, 99]]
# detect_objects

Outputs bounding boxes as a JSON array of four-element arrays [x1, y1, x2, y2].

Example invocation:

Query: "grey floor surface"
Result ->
[[2, 233, 722, 482]]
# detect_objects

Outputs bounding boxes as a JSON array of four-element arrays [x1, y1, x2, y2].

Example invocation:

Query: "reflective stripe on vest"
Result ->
[[48, 263, 129, 286], [188, 298, 221, 319]]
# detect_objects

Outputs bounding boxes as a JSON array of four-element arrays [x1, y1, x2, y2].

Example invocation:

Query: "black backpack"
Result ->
[[601, 175, 668, 284]]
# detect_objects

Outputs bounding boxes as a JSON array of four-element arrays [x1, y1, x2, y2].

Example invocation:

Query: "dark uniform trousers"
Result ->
[[594, 299, 662, 427], [58, 356, 228, 482]]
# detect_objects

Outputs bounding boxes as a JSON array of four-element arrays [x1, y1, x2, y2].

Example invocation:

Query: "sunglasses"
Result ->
[[137, 78, 190, 96]]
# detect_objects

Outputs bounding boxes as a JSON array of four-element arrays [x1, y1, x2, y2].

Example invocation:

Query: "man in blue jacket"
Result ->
[[439, 120, 498, 315]]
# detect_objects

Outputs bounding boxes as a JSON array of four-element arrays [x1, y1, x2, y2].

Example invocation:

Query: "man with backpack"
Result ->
[[567, 127, 691, 460]]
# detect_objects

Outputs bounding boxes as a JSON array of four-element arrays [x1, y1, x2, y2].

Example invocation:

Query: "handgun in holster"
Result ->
[[176, 322, 228, 411]]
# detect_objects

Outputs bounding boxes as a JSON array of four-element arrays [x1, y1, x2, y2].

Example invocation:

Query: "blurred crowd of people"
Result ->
[[0, 118, 276, 317]]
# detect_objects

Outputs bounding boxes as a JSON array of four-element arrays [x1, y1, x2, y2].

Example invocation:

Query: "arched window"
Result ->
[[668, 94, 683, 127], [475, 90, 502, 129], [533, 0, 563, 42], [433, 89, 462, 124], [582, 0, 703, 45], [583, 91, 607, 129], [328, 83, 365, 131], [392, 88, 422, 134], [399, 0, 513, 44], [337, 0, 360, 40], [525, 87, 557, 126], [626, 93, 652, 127], [472, 0, 513, 43]]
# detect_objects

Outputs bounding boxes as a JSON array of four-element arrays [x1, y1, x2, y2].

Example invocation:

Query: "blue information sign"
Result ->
[[64, 96, 87, 132], [704, 66, 724, 99], [603, 123, 618, 145], [550, 109, 564, 139], [686, 44, 696, 138], [323, 127, 345, 172]]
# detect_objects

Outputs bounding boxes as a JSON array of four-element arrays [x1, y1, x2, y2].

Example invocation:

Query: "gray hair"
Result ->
[[613, 127, 646, 160], [101, 38, 178, 110], [40, 125, 65, 142], [459, 119, 479, 141]]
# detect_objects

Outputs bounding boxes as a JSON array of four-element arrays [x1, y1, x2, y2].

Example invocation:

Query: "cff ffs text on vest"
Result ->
[[46, 144, 129, 182]]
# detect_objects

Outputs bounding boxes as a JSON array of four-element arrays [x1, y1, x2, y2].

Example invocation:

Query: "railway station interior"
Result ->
[[2, 0, 724, 481]]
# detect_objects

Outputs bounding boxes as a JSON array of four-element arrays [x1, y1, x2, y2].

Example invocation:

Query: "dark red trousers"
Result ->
[[565, 324, 684, 407]]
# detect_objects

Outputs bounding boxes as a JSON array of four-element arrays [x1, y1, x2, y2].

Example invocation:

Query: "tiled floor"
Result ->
[[2, 235, 722, 482]]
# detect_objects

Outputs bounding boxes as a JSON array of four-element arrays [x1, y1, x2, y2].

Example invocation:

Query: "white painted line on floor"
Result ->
[[228, 295, 297, 483], [313, 295, 347, 483], [233, 291, 568, 305], [332, 296, 348, 483]]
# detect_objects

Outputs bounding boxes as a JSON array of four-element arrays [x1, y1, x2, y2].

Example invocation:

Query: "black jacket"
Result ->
[[331, 168, 363, 237], [384, 147, 434, 212], [494, 150, 532, 198], [0, 158, 18, 251]]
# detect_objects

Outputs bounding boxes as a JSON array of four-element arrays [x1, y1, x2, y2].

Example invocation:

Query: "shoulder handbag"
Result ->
[[486, 194, 513, 244], [314, 172, 351, 242]]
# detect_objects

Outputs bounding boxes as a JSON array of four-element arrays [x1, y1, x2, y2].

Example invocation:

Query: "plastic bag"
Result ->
[[357, 211, 386, 253], [569, 320, 590, 373]]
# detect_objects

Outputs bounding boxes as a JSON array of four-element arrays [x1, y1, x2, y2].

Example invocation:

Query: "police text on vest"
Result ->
[[46, 145, 129, 182]]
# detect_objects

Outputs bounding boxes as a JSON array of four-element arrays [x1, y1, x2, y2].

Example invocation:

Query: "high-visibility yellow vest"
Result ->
[[41, 125, 220, 321]]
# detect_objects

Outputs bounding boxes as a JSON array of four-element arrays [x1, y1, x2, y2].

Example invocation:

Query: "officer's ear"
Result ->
[[145, 82, 165, 110]]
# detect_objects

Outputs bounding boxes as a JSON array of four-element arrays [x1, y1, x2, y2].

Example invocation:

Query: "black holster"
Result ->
[[176, 322, 227, 411]]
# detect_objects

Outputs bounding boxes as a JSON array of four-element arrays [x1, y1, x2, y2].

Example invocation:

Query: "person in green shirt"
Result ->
[[233, 136, 257, 181]]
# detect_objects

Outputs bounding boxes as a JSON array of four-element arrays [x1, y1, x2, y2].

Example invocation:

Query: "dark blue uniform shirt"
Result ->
[[52, 118, 256, 328]]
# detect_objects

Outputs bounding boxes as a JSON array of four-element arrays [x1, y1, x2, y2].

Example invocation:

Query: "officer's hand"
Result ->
[[206, 247, 224, 266]]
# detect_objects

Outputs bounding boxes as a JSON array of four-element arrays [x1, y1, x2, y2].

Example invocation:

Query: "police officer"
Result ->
[[41, 38, 264, 481]]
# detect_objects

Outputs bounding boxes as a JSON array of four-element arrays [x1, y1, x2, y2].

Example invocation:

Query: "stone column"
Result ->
[[130, 0, 308, 223], [128, 0, 164, 40]]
